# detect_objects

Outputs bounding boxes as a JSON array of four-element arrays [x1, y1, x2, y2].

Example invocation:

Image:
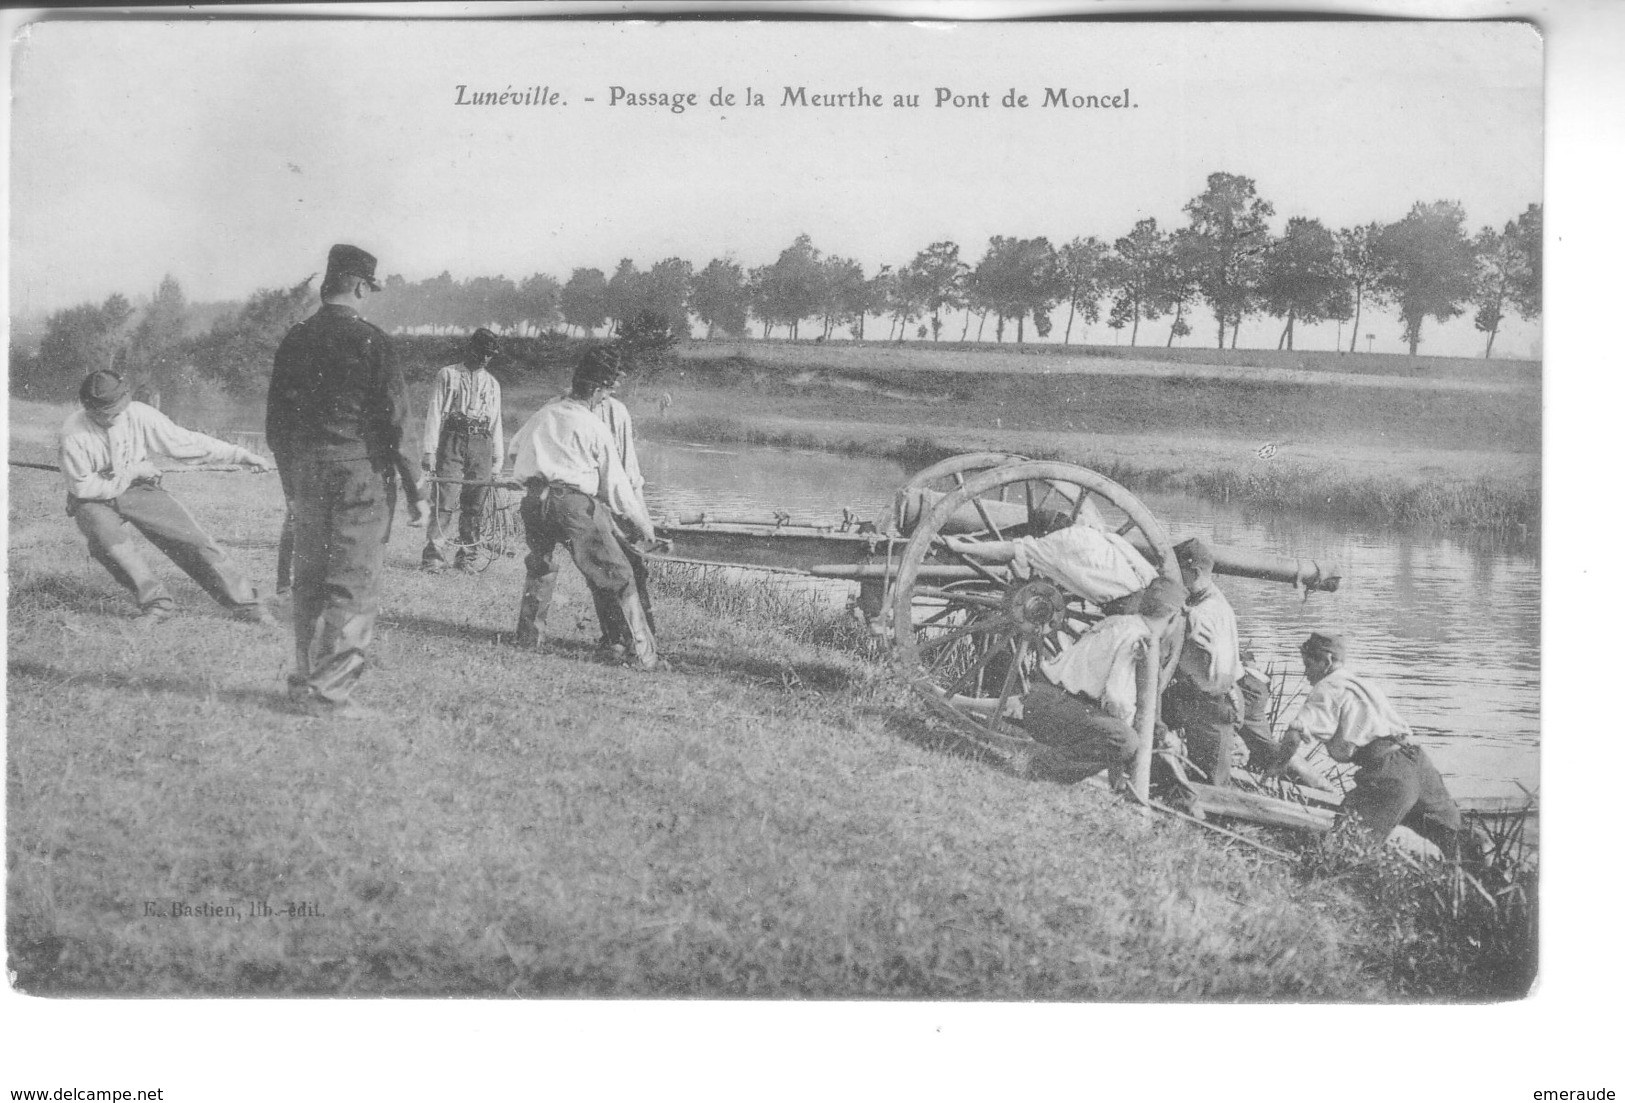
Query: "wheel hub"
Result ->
[[1006, 579, 1068, 639]]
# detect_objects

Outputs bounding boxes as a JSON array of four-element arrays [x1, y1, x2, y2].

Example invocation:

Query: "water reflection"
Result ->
[[642, 440, 1539, 800]]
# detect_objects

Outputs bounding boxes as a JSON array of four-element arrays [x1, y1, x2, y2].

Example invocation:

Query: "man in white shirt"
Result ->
[[508, 348, 663, 670], [1163, 537, 1243, 788], [1020, 576, 1188, 782], [421, 328, 505, 572], [584, 349, 658, 658], [1272, 632, 1474, 860], [58, 370, 275, 625]]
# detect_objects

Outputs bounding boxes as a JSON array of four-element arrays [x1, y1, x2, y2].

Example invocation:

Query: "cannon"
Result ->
[[653, 452, 1343, 804]]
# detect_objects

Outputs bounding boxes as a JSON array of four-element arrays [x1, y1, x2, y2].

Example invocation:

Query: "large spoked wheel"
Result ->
[[890, 461, 1179, 755]]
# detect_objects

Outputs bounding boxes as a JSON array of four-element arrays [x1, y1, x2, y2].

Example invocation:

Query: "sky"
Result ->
[[8, 17, 1543, 355]]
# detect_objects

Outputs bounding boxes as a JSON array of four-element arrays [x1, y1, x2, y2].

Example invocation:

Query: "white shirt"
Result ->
[[1177, 584, 1242, 696], [1286, 668, 1412, 751], [59, 402, 258, 501], [509, 397, 652, 535], [1039, 615, 1151, 722], [422, 364, 504, 464], [1010, 524, 1157, 605], [596, 395, 643, 493]]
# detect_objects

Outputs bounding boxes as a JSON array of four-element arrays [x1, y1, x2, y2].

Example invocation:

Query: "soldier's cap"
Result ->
[[574, 344, 624, 387], [325, 243, 382, 291], [79, 370, 130, 410], [1173, 537, 1215, 571], [1136, 576, 1188, 620], [1300, 631, 1348, 663], [469, 328, 501, 357]]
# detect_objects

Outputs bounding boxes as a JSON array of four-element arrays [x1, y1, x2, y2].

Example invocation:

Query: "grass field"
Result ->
[[6, 397, 1533, 999]]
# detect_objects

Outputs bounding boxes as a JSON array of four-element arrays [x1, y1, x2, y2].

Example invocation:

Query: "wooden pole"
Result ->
[[1132, 633, 1159, 803]]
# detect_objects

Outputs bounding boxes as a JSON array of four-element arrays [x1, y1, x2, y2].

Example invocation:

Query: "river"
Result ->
[[641, 439, 1540, 804]]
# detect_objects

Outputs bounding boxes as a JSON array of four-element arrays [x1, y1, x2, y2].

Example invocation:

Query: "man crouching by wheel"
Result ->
[[507, 347, 665, 671]]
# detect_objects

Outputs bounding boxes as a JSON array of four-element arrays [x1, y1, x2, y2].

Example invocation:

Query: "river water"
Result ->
[[641, 440, 1540, 803]]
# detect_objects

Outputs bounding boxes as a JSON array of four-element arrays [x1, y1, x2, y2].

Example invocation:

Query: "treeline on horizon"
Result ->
[[11, 172, 1541, 403]]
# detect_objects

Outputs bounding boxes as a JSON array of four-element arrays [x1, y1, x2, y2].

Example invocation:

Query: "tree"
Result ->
[[1057, 235, 1111, 344], [190, 276, 316, 396], [560, 268, 609, 337], [1159, 228, 1200, 347], [641, 257, 694, 337], [461, 275, 520, 333], [1257, 217, 1343, 351], [33, 293, 134, 397], [604, 259, 645, 338], [1103, 223, 1163, 346], [767, 235, 824, 339], [1335, 223, 1385, 353], [690, 257, 750, 338], [1181, 172, 1275, 349], [813, 255, 867, 339], [880, 265, 930, 341], [973, 236, 1060, 343], [614, 310, 680, 368], [1372, 200, 1478, 356], [415, 271, 462, 333], [908, 241, 969, 341], [1471, 207, 1542, 359], [126, 274, 190, 405], [1508, 202, 1542, 321], [515, 273, 562, 335]]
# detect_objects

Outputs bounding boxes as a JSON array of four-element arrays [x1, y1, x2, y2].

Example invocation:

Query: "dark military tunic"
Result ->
[[267, 304, 410, 707]]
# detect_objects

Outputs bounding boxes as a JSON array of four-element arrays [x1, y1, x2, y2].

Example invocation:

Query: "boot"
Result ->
[[95, 539, 174, 615], [615, 586, 660, 670], [515, 573, 557, 649]]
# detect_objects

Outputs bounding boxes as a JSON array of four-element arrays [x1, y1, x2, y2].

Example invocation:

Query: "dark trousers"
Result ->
[[591, 516, 657, 645], [517, 484, 655, 665], [276, 467, 295, 594], [1235, 670, 1277, 768], [72, 482, 262, 615], [1163, 678, 1237, 787], [423, 427, 494, 567], [1346, 739, 1474, 860], [1020, 680, 1141, 782], [288, 457, 390, 706]]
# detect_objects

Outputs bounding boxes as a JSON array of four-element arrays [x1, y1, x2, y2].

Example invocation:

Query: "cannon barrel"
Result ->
[[892, 486, 1340, 592]]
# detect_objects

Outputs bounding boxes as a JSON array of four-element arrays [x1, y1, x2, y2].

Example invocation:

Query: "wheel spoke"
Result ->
[[931, 539, 1008, 586], [969, 495, 1004, 542], [990, 636, 1030, 734], [911, 585, 1005, 609], [1068, 486, 1092, 526], [918, 614, 1017, 657], [1116, 518, 1138, 538], [943, 631, 1011, 698]]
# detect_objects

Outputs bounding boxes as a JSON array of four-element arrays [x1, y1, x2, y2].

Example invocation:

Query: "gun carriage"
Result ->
[[652, 453, 1357, 827]]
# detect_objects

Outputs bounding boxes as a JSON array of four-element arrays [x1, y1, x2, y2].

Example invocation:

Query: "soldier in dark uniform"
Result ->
[[266, 244, 413, 718]]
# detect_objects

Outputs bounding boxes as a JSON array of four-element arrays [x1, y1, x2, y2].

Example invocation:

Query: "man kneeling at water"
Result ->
[[955, 577, 1187, 783], [1270, 631, 1477, 860]]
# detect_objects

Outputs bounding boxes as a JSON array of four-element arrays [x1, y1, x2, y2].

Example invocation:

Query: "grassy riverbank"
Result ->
[[486, 339, 1540, 532], [7, 399, 1532, 998]]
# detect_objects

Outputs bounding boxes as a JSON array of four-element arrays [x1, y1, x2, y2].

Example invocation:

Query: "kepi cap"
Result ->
[[469, 328, 501, 357], [325, 243, 382, 291], [1136, 576, 1188, 620], [79, 370, 130, 410], [574, 344, 624, 388], [1300, 631, 1347, 663], [1174, 537, 1215, 571]]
